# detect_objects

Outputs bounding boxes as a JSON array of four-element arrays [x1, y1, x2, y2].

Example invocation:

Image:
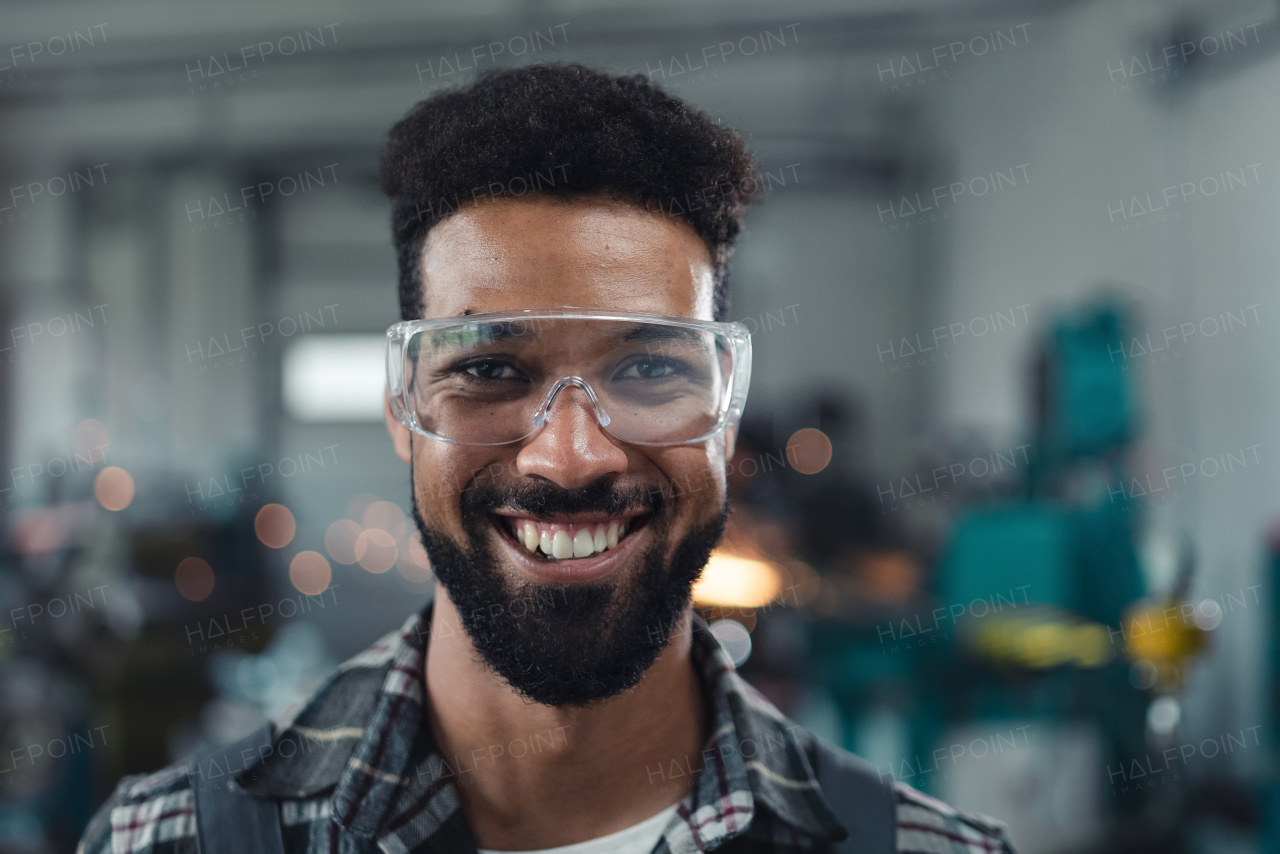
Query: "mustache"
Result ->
[[460, 476, 664, 522]]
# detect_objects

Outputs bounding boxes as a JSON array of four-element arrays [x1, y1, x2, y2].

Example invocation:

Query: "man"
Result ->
[[80, 64, 1013, 854]]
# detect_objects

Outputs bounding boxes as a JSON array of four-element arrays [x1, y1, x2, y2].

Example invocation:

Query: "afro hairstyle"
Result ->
[[379, 62, 762, 321]]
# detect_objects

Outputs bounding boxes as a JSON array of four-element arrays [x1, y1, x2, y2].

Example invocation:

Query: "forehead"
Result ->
[[417, 195, 715, 320]]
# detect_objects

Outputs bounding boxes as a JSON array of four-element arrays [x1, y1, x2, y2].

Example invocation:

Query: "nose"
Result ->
[[515, 386, 628, 489]]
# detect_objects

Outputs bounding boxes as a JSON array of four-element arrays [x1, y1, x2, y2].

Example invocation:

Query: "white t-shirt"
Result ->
[[476, 802, 681, 854]]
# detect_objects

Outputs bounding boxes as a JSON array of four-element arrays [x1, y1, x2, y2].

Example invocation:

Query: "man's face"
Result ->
[[386, 195, 735, 706]]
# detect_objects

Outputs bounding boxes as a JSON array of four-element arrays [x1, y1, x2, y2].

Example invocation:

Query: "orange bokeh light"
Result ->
[[786, 428, 833, 475], [94, 467, 135, 511], [175, 557, 215, 601], [363, 500, 405, 534], [254, 503, 297, 548], [325, 519, 362, 564], [355, 528, 397, 574], [289, 551, 332, 596]]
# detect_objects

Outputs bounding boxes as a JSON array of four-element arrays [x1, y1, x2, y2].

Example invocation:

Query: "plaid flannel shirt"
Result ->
[[79, 605, 1014, 854]]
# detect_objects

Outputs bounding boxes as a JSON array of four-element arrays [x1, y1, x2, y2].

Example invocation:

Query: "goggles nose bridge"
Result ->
[[530, 376, 613, 432]]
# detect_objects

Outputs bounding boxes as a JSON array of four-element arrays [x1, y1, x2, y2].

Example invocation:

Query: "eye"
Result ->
[[459, 358, 523, 381], [616, 358, 683, 380]]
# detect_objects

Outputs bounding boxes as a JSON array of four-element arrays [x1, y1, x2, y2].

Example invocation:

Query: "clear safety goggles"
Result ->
[[386, 310, 752, 446]]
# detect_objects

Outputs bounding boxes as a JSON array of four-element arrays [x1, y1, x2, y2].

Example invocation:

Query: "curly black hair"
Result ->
[[379, 63, 761, 321]]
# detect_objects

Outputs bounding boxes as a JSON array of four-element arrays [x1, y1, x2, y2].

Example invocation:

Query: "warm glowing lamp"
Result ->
[[693, 551, 783, 609]]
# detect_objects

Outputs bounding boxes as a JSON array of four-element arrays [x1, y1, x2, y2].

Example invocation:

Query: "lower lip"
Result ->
[[490, 517, 646, 584]]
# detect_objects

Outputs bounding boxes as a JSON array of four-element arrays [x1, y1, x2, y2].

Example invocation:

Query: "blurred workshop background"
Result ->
[[1, 0, 1278, 851]]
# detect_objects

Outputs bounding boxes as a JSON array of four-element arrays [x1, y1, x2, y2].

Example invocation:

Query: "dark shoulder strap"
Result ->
[[812, 739, 897, 854], [192, 725, 286, 854]]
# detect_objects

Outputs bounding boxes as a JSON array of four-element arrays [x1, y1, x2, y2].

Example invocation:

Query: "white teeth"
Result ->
[[517, 519, 633, 559], [552, 530, 573, 559]]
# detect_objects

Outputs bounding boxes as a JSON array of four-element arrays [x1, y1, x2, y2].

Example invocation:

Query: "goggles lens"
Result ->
[[391, 314, 748, 445]]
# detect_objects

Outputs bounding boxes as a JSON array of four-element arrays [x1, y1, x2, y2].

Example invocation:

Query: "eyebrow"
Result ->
[[479, 321, 532, 342], [619, 325, 704, 344], [442, 319, 710, 347]]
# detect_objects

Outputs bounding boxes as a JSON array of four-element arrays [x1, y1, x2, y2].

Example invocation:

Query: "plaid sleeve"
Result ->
[[76, 785, 125, 854], [77, 767, 200, 854], [895, 783, 1015, 854]]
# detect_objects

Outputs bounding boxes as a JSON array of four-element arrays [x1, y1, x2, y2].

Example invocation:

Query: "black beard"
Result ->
[[411, 465, 727, 707]]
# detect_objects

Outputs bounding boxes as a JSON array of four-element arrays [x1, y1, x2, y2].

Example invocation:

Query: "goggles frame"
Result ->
[[385, 308, 752, 446]]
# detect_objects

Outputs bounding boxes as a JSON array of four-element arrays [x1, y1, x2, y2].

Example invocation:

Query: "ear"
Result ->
[[384, 394, 412, 464], [723, 424, 739, 463]]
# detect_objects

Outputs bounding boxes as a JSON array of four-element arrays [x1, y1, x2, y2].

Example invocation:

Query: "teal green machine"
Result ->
[[1268, 537, 1280, 850], [811, 303, 1155, 813]]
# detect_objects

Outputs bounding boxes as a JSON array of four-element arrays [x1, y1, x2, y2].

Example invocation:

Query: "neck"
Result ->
[[424, 588, 706, 850]]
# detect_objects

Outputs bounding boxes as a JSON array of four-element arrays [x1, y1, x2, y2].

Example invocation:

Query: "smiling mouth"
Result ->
[[492, 514, 649, 560]]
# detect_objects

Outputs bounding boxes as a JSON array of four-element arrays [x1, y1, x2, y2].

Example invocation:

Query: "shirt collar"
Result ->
[[239, 602, 847, 848], [683, 613, 847, 845], [240, 610, 428, 814]]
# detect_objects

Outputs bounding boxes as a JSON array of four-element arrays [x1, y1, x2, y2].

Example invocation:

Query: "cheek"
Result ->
[[656, 444, 727, 513], [412, 442, 498, 536]]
